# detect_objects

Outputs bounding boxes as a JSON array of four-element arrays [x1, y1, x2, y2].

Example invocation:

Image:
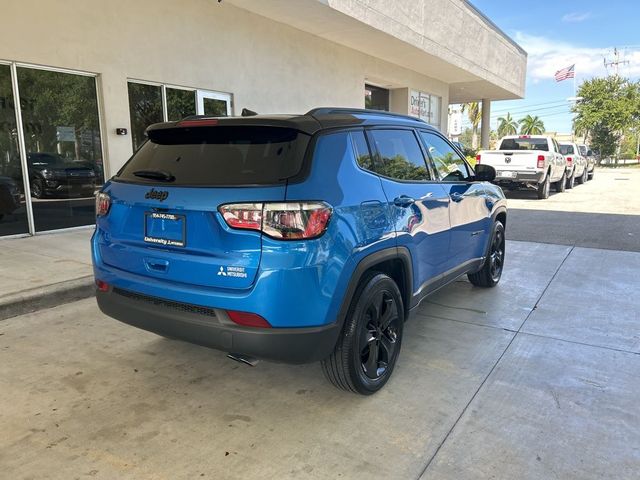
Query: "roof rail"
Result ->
[[306, 107, 426, 124]]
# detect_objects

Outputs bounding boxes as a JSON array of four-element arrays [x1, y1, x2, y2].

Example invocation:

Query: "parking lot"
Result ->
[[1, 168, 639, 479]]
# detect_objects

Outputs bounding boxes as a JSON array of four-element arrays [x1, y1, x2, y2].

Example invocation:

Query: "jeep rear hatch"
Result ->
[[98, 124, 309, 289]]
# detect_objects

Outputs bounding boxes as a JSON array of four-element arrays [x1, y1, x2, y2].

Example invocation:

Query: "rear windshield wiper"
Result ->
[[132, 169, 175, 182]]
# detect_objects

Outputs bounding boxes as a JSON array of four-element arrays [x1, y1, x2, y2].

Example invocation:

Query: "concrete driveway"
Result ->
[[2, 239, 639, 479]]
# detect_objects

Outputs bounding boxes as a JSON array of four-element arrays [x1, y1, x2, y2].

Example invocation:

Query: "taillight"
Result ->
[[537, 155, 545, 169], [219, 202, 332, 240], [227, 310, 271, 328], [95, 192, 111, 217], [566, 156, 573, 164], [475, 154, 481, 164]]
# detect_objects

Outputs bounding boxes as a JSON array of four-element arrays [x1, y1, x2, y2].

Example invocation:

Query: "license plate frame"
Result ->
[[144, 212, 186, 247]]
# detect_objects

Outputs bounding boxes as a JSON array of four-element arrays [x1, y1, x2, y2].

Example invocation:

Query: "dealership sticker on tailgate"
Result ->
[[144, 212, 186, 247]]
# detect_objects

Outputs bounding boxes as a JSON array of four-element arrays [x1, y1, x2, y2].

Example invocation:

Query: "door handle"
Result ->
[[393, 196, 415, 208], [450, 192, 464, 202]]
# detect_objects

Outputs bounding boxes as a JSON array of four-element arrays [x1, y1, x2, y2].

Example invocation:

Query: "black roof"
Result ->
[[146, 108, 435, 136]]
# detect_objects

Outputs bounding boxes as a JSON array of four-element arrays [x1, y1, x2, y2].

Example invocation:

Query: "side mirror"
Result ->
[[474, 164, 496, 182]]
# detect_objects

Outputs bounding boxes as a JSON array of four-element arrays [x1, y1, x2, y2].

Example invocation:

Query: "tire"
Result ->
[[554, 172, 566, 193], [588, 168, 594, 180], [578, 168, 588, 184], [566, 171, 575, 189], [537, 174, 550, 199], [468, 220, 505, 288], [321, 272, 404, 395], [31, 178, 44, 199]]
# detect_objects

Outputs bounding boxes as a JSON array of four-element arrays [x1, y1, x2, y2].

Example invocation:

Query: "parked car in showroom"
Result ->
[[558, 141, 588, 188], [27, 152, 97, 199], [0, 175, 21, 220], [577, 144, 596, 179], [92, 108, 507, 395], [476, 135, 566, 199]]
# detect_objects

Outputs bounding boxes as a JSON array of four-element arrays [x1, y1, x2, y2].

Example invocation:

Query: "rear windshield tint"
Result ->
[[499, 138, 549, 151], [116, 126, 308, 186], [559, 144, 574, 155]]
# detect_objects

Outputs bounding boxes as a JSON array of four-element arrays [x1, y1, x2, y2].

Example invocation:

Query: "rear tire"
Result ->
[[566, 171, 575, 189], [577, 168, 587, 185], [321, 272, 404, 395], [588, 168, 595, 180], [555, 172, 566, 193], [468, 220, 505, 288], [537, 175, 550, 199]]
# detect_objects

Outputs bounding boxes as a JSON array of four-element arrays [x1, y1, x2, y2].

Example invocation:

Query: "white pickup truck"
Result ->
[[476, 135, 567, 199]]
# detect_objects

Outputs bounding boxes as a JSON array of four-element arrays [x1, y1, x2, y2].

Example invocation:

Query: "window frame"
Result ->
[[361, 126, 438, 184], [418, 129, 475, 183]]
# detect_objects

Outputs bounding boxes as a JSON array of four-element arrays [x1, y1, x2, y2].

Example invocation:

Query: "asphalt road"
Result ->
[[505, 168, 640, 252]]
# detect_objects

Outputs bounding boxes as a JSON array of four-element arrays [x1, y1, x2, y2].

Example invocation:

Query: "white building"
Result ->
[[0, 0, 526, 237]]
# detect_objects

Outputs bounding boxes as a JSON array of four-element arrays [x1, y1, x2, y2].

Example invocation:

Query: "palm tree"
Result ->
[[497, 113, 518, 138], [519, 115, 545, 135], [462, 102, 482, 149]]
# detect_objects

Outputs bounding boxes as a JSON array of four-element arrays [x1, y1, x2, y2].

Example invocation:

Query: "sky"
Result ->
[[466, 0, 640, 134]]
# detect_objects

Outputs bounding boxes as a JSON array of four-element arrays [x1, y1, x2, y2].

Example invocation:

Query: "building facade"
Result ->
[[0, 0, 526, 238]]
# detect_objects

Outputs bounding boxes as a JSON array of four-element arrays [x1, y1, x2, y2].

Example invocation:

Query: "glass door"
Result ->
[[0, 64, 29, 236], [196, 90, 231, 116], [16, 66, 104, 233]]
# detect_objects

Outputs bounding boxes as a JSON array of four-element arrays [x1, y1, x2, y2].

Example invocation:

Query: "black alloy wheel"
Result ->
[[468, 220, 506, 288], [322, 273, 404, 394], [359, 290, 400, 381], [488, 224, 505, 282]]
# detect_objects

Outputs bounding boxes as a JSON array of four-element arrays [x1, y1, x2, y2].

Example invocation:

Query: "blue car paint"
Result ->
[[93, 114, 506, 336]]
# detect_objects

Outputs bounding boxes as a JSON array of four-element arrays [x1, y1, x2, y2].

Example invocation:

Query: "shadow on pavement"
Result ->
[[506, 209, 640, 252]]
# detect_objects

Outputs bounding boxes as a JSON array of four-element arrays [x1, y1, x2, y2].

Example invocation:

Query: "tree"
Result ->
[[462, 102, 482, 149], [519, 115, 545, 135], [573, 76, 640, 163], [497, 112, 518, 137]]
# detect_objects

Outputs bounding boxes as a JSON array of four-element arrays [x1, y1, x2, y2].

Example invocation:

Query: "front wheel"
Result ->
[[468, 220, 505, 288], [321, 273, 404, 395], [31, 178, 45, 199]]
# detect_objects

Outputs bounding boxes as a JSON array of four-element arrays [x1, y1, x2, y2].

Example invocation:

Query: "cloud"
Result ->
[[513, 32, 640, 81], [562, 12, 592, 23]]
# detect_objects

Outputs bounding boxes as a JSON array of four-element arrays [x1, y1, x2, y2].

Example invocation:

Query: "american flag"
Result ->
[[555, 64, 575, 82]]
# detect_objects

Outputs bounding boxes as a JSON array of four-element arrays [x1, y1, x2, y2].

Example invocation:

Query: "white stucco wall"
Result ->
[[1, 0, 453, 176]]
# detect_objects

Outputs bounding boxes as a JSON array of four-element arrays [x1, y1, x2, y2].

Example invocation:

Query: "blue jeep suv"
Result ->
[[93, 108, 506, 394]]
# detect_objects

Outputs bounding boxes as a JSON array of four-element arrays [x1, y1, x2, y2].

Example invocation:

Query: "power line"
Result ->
[[490, 99, 567, 114], [491, 104, 571, 118]]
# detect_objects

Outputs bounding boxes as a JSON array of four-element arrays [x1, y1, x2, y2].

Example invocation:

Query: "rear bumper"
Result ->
[[493, 170, 544, 186], [96, 287, 341, 364]]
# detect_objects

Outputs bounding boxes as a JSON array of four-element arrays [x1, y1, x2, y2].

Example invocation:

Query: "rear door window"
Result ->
[[116, 126, 308, 186], [367, 129, 431, 181]]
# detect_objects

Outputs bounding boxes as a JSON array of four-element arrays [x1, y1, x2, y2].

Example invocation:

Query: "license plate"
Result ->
[[144, 212, 186, 247], [498, 171, 516, 178]]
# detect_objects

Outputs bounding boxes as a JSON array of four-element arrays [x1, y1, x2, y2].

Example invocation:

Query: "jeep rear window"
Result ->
[[116, 126, 308, 186], [499, 138, 549, 151]]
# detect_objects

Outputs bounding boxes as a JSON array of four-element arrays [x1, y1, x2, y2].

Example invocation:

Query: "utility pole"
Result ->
[[604, 48, 630, 76]]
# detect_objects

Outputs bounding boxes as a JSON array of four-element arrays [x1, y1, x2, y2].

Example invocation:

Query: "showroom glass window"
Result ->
[[128, 82, 163, 151], [128, 82, 232, 151], [0, 64, 29, 236], [17, 67, 104, 232]]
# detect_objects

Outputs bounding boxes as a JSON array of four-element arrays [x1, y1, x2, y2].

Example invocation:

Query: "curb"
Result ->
[[0, 275, 95, 321]]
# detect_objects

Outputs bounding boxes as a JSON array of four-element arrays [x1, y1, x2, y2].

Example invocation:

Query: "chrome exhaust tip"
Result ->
[[227, 353, 259, 367]]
